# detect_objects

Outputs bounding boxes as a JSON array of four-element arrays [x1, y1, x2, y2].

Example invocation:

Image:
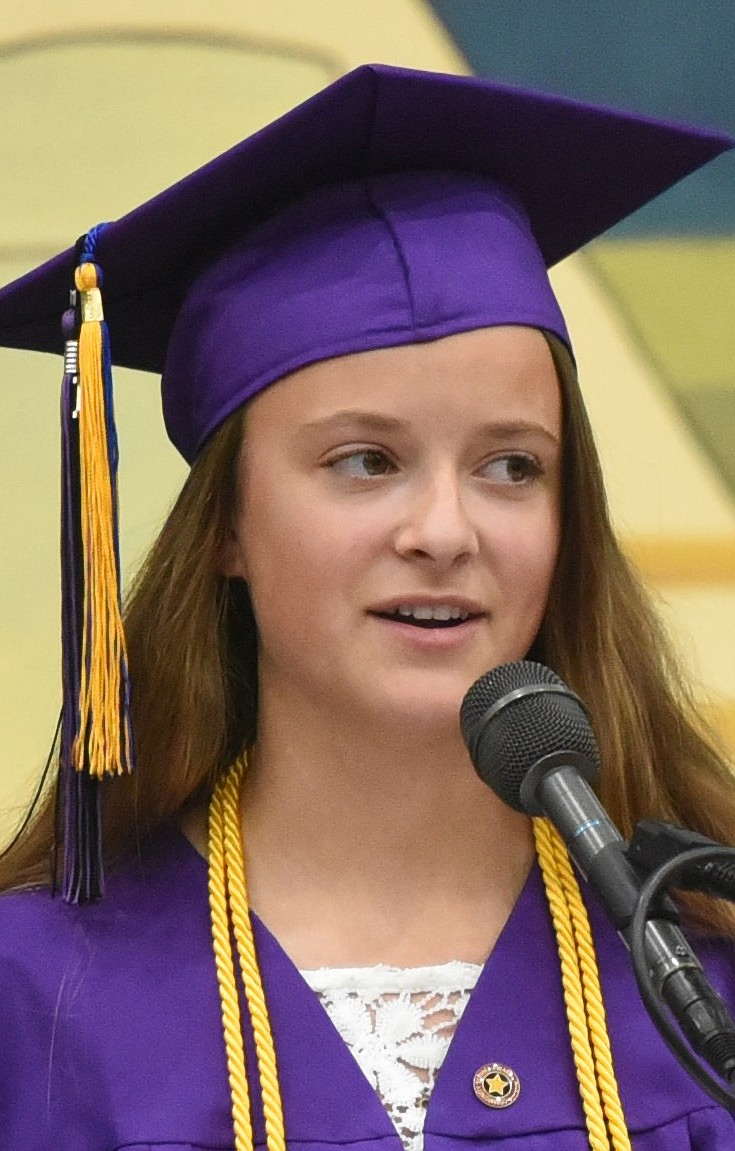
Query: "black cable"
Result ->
[[630, 845, 735, 1112], [629, 820, 735, 900]]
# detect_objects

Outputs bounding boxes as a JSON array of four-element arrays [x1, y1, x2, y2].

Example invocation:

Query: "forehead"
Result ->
[[164, 173, 568, 461], [243, 326, 562, 436]]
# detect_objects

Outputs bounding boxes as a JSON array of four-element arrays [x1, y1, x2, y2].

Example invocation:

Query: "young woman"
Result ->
[[1, 64, 735, 1150]]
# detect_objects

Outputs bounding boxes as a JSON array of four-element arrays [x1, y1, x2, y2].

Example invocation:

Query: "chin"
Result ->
[[369, 679, 472, 730]]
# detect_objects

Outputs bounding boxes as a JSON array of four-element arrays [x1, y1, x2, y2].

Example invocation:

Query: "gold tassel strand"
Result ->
[[72, 262, 132, 780]]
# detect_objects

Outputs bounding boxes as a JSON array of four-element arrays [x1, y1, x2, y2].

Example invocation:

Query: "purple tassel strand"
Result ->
[[59, 301, 103, 901]]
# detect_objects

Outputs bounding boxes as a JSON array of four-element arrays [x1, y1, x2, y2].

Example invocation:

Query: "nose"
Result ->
[[393, 464, 480, 568]]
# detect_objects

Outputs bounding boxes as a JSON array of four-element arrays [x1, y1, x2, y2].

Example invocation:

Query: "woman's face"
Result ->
[[224, 326, 562, 734]]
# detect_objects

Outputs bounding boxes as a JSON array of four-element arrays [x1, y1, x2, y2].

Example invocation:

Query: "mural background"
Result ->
[[1, 1, 733, 839]]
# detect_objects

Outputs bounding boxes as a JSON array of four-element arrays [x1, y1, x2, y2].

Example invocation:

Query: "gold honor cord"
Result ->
[[208, 757, 286, 1151], [534, 818, 632, 1151], [208, 764, 631, 1151]]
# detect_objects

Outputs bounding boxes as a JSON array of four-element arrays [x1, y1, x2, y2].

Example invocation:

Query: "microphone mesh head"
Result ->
[[460, 661, 600, 811]]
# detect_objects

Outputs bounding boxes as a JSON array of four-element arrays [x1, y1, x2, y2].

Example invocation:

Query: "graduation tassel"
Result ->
[[57, 228, 134, 903], [59, 302, 101, 902]]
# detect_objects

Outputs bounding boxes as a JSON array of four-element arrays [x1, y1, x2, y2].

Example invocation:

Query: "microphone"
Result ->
[[460, 659, 735, 1084]]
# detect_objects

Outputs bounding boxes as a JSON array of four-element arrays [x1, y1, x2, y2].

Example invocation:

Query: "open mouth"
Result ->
[[371, 607, 481, 629]]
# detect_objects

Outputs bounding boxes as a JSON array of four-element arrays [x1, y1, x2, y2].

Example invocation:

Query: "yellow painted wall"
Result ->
[[1, 1, 734, 843]]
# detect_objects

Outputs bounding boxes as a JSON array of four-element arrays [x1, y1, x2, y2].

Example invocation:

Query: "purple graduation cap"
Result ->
[[0, 63, 731, 901]]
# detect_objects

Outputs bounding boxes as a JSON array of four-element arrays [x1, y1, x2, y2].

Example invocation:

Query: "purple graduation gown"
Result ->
[[2, 828, 735, 1149]]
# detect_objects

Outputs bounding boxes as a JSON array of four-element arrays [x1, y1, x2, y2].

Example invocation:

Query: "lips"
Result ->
[[369, 600, 485, 629]]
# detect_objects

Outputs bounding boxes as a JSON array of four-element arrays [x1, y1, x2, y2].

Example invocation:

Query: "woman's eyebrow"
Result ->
[[300, 412, 559, 444], [300, 411, 407, 435], [474, 419, 561, 447]]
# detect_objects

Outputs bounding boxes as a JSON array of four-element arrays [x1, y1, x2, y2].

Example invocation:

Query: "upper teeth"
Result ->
[[394, 605, 470, 621]]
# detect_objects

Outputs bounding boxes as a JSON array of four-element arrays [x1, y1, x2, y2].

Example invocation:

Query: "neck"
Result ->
[[236, 694, 534, 968]]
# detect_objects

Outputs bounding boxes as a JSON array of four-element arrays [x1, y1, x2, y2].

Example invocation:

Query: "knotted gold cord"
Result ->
[[208, 767, 254, 1149], [208, 757, 285, 1151], [534, 817, 632, 1151], [208, 765, 631, 1150]]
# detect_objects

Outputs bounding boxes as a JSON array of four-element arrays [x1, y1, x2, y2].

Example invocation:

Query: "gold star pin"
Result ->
[[473, 1063, 521, 1109]]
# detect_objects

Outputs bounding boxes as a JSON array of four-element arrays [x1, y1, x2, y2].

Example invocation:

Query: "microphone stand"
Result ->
[[625, 826, 735, 1111]]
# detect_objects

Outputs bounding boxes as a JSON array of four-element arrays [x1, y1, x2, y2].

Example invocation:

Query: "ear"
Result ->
[[220, 526, 249, 580]]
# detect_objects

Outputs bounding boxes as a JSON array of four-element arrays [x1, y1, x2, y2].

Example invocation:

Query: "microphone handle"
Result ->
[[536, 764, 735, 1078], [536, 764, 673, 941]]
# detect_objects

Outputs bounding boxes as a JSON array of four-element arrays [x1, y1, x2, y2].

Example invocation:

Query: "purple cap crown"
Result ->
[[163, 171, 568, 461]]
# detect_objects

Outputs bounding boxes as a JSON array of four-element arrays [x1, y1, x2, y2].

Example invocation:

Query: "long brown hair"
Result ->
[[3, 334, 735, 932]]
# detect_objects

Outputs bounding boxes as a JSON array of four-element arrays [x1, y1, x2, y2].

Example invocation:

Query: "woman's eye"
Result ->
[[329, 449, 395, 478], [482, 453, 541, 484]]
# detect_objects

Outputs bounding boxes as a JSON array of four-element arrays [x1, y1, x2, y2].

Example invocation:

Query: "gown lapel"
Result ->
[[251, 914, 404, 1148], [250, 864, 592, 1147], [425, 864, 591, 1143], [177, 830, 730, 1146]]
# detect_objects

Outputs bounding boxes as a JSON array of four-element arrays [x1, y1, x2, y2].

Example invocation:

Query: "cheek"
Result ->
[[493, 505, 560, 605], [239, 491, 375, 637], [245, 476, 389, 575]]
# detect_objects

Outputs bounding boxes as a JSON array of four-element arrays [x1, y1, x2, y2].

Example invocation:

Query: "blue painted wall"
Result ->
[[428, 1, 735, 234]]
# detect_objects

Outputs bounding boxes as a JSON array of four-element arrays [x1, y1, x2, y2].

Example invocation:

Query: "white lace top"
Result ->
[[300, 962, 483, 1151]]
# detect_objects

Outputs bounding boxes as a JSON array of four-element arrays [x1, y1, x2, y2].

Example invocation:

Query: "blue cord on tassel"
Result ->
[[57, 222, 133, 903], [59, 301, 102, 902]]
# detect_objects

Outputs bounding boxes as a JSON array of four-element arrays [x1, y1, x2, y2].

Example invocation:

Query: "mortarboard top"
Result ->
[[0, 63, 731, 903], [0, 62, 732, 462]]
